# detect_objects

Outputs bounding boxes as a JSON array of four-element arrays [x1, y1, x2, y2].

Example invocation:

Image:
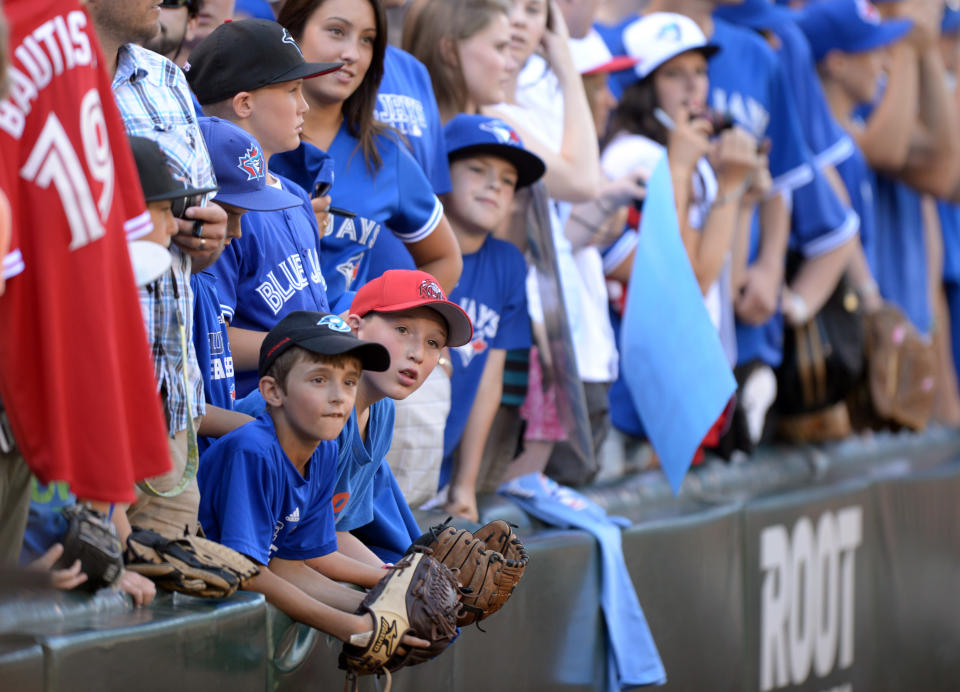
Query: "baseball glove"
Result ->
[[54, 504, 124, 591], [339, 549, 460, 686], [408, 518, 529, 627], [124, 527, 260, 598]]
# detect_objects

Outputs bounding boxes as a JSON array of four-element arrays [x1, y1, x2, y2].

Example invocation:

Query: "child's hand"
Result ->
[[445, 484, 479, 523], [27, 543, 89, 591], [117, 569, 157, 607]]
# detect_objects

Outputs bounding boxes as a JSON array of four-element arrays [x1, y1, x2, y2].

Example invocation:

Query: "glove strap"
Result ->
[[138, 304, 199, 499]]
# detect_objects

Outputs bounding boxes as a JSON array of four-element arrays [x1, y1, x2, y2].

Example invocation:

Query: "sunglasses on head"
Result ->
[[160, 0, 192, 7]]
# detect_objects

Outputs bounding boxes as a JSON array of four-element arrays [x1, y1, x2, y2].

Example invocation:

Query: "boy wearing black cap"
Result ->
[[197, 312, 428, 646], [185, 19, 344, 398]]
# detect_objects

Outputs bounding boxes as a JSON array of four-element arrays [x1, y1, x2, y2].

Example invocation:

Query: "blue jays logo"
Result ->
[[281, 28, 304, 57], [237, 145, 264, 181], [418, 280, 444, 301], [479, 120, 522, 147], [317, 314, 351, 332], [855, 0, 881, 24], [656, 22, 683, 43]]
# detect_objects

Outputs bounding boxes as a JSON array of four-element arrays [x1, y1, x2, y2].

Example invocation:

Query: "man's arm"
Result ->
[[735, 193, 789, 325], [446, 349, 507, 523]]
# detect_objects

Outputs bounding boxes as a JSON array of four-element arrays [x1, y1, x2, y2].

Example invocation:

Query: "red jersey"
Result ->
[[0, 0, 170, 502]]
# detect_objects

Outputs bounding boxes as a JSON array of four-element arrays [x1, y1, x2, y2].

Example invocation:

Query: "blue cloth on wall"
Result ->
[[499, 473, 665, 690]]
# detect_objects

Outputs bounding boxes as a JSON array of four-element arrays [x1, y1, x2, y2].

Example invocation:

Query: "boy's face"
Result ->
[[446, 155, 518, 235], [144, 200, 178, 248], [245, 79, 309, 158], [828, 48, 884, 105], [213, 201, 246, 244], [268, 353, 362, 441], [351, 308, 448, 400]]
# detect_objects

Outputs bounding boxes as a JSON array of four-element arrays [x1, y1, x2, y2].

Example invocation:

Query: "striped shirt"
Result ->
[[112, 44, 212, 435]]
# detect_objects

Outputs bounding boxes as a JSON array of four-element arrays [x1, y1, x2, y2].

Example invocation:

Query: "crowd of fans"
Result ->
[[2, 0, 960, 665]]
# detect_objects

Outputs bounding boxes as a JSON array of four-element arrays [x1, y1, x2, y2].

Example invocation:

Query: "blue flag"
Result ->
[[620, 155, 737, 494]]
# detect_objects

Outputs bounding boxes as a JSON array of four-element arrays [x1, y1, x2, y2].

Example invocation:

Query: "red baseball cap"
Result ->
[[350, 270, 473, 348]]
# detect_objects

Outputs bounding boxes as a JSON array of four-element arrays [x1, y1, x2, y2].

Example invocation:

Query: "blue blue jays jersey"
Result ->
[[709, 18, 812, 191], [333, 398, 396, 532], [441, 236, 531, 485], [192, 271, 235, 454], [207, 172, 330, 396], [272, 132, 444, 308], [199, 413, 338, 564], [379, 46, 452, 195]]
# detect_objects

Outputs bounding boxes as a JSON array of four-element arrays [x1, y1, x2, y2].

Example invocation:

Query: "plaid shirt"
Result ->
[[113, 44, 212, 434]]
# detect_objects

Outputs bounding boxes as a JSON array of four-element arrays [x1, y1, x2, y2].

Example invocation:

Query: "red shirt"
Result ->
[[0, 0, 170, 502]]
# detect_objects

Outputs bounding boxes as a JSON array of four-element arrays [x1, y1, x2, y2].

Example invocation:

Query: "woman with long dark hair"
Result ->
[[273, 0, 462, 308]]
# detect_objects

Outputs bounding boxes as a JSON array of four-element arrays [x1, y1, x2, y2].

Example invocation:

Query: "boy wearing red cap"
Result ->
[[328, 270, 472, 572]]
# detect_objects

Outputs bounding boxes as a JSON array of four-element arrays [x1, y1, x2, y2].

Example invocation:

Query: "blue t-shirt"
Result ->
[[940, 200, 960, 284], [207, 172, 330, 396], [352, 461, 422, 564], [198, 413, 339, 564], [192, 271, 235, 454], [872, 174, 930, 333], [272, 130, 444, 308], [333, 398, 396, 532], [378, 46, 452, 196], [441, 236, 531, 483]]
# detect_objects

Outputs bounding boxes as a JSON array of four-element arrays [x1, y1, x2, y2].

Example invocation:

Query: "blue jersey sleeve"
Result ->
[[390, 144, 445, 243], [200, 443, 279, 565], [406, 55, 452, 195], [274, 440, 339, 560], [491, 245, 532, 351], [790, 168, 860, 257]]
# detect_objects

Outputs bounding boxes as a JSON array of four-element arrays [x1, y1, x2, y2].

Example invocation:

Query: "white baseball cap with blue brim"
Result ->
[[622, 12, 720, 82], [443, 114, 546, 189], [198, 117, 304, 212], [796, 0, 913, 63]]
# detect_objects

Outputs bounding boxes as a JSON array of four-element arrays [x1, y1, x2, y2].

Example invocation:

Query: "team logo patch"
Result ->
[[656, 22, 682, 43], [317, 314, 351, 332], [281, 28, 304, 56], [237, 145, 265, 181], [479, 120, 522, 147], [418, 280, 444, 301]]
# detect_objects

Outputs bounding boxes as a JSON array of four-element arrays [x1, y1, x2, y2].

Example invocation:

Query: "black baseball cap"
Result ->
[[129, 136, 218, 203], [259, 311, 391, 377], [185, 19, 343, 105]]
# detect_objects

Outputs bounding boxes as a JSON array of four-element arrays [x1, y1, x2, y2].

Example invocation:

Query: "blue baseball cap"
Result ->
[[714, 0, 796, 30], [198, 117, 303, 212], [796, 0, 913, 62], [443, 114, 546, 189]]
